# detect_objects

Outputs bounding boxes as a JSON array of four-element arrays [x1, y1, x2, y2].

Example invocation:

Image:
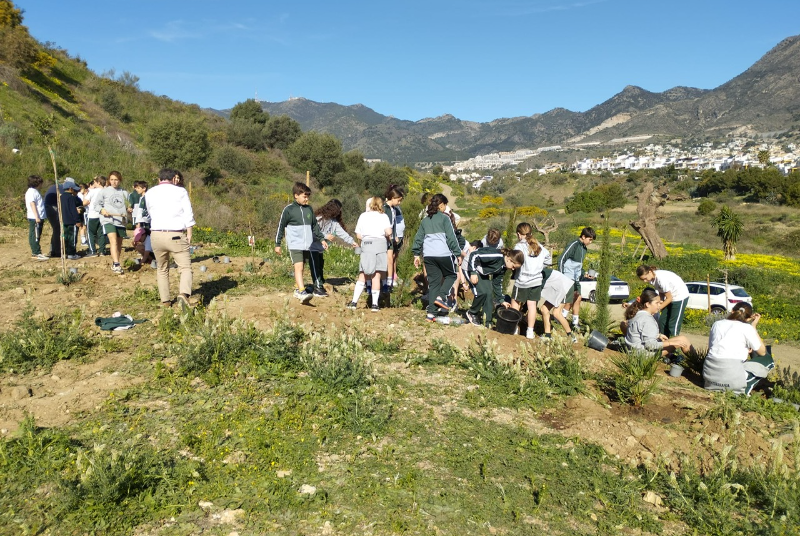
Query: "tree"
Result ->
[[99, 89, 123, 118], [263, 115, 302, 150], [0, 0, 37, 69], [713, 205, 743, 260], [146, 117, 212, 169], [369, 161, 408, 192], [229, 99, 268, 124], [629, 183, 668, 259], [284, 131, 344, 188], [227, 120, 266, 151], [757, 150, 771, 166], [431, 164, 443, 177], [343, 149, 367, 172]]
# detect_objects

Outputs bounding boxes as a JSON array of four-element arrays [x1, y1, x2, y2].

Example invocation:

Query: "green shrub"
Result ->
[[0, 307, 92, 373], [696, 199, 717, 216], [215, 145, 253, 175], [608, 348, 662, 406]]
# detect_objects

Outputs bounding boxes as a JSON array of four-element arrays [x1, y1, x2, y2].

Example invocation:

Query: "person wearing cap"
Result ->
[[60, 178, 83, 260], [144, 168, 196, 307]]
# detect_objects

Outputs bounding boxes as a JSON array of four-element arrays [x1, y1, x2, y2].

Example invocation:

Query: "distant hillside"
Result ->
[[224, 35, 800, 163]]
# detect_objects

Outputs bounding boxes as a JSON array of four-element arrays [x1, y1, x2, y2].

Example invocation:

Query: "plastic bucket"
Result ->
[[586, 330, 608, 351], [669, 364, 684, 378], [495, 307, 522, 335]]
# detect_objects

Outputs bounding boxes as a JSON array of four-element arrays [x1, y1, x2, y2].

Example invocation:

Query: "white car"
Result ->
[[579, 275, 630, 303], [685, 281, 752, 314]]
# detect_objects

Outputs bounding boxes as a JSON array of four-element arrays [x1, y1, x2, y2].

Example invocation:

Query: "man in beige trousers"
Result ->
[[143, 168, 196, 307]]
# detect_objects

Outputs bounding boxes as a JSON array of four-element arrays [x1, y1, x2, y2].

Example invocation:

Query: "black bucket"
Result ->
[[495, 307, 522, 335], [586, 330, 608, 351]]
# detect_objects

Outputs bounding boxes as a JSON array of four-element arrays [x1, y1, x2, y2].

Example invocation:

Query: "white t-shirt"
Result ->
[[703, 319, 763, 392], [85, 188, 102, 218], [25, 188, 45, 220], [706, 319, 762, 363], [653, 270, 689, 301], [355, 211, 391, 240]]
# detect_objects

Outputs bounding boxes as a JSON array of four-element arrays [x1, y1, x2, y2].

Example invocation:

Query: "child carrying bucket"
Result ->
[[462, 240, 523, 327]]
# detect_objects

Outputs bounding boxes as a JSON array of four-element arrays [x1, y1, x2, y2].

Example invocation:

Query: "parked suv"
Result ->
[[685, 281, 752, 314], [579, 274, 630, 303]]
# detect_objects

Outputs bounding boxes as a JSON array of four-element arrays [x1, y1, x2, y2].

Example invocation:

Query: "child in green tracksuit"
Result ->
[[463, 241, 524, 327], [411, 193, 463, 321], [274, 182, 328, 303]]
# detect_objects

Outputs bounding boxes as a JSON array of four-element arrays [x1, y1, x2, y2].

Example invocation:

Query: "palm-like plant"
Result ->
[[713, 205, 744, 260]]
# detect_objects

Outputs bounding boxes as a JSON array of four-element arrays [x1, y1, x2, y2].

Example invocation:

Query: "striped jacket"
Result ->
[[411, 211, 461, 258], [275, 202, 325, 251]]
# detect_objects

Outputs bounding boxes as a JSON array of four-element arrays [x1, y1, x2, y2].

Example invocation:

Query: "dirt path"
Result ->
[[440, 182, 459, 211]]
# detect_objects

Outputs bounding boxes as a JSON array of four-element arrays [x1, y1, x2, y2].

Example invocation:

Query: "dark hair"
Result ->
[[315, 199, 345, 230], [79, 183, 88, 190], [27, 175, 43, 188], [94, 175, 107, 187], [172, 170, 184, 187], [292, 182, 311, 196], [502, 248, 525, 267], [515, 222, 542, 256], [385, 184, 405, 201], [426, 193, 448, 218], [580, 227, 596, 239], [470, 239, 483, 249], [728, 302, 755, 323], [133, 180, 148, 189], [420, 192, 430, 205], [108, 170, 123, 182], [625, 287, 659, 320], [636, 265, 657, 278], [158, 168, 174, 182]]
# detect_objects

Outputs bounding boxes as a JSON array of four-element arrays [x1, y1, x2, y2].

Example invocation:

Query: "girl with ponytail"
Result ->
[[703, 302, 774, 395], [411, 193, 463, 321], [382, 185, 405, 292], [624, 288, 693, 357], [510, 222, 552, 339]]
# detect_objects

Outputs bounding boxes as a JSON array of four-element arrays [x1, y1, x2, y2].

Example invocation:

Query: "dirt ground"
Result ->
[[1, 224, 798, 471]]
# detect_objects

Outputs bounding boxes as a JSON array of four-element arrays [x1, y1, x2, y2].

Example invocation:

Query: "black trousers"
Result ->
[[45, 204, 61, 257]]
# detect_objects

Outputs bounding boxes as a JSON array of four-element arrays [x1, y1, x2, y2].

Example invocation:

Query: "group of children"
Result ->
[[273, 181, 599, 342], [24, 171, 152, 274]]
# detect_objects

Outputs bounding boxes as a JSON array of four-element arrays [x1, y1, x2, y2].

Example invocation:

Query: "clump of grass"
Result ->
[[56, 270, 83, 286], [608, 348, 662, 406], [462, 336, 549, 408], [683, 345, 707, 376], [518, 336, 587, 397], [0, 306, 92, 373], [175, 308, 268, 378], [302, 331, 373, 392], [647, 426, 800, 536], [408, 337, 463, 366], [773, 365, 800, 405], [705, 390, 800, 424]]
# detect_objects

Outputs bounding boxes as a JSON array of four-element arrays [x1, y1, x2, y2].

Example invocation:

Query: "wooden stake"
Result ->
[[306, 171, 310, 187], [48, 146, 67, 278]]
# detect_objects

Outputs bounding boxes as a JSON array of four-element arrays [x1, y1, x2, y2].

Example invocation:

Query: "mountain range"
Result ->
[[218, 34, 800, 164]]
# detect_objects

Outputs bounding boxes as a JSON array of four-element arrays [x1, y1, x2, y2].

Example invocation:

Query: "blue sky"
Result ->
[[16, 0, 800, 123]]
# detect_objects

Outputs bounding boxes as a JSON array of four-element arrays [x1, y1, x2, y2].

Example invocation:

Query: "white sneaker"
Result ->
[[526, 327, 535, 340]]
